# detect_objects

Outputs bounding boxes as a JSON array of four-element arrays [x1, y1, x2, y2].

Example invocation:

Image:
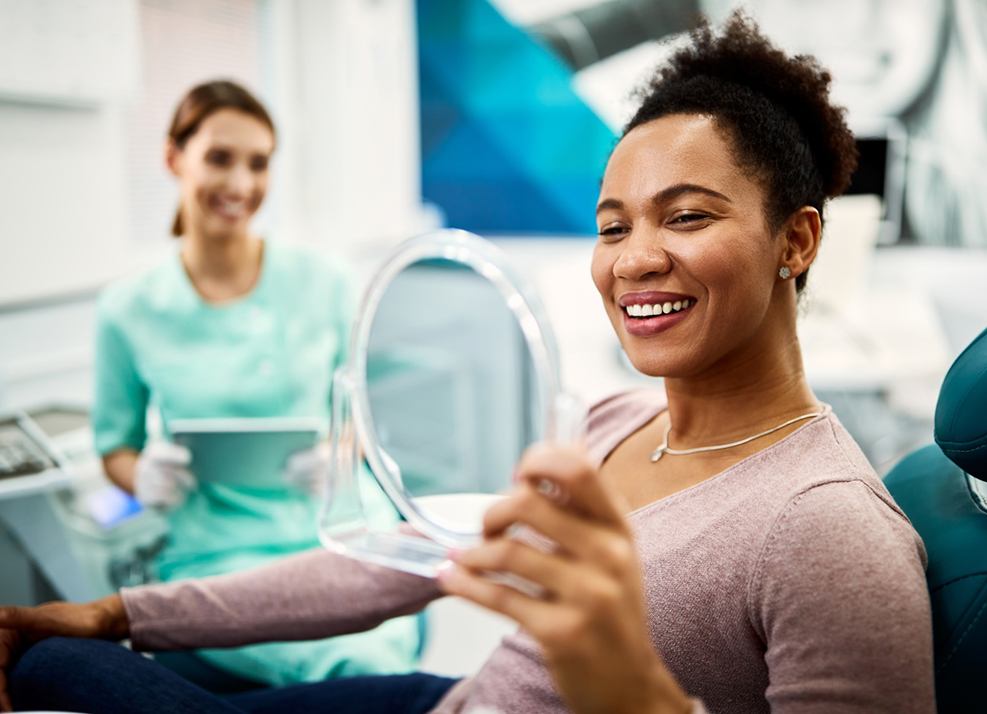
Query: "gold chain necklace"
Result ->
[[650, 411, 824, 463]]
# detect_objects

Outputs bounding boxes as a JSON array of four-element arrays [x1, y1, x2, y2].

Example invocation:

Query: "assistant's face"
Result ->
[[171, 109, 274, 240], [591, 114, 786, 378]]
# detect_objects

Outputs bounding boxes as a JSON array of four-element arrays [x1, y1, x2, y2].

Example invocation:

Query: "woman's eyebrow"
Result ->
[[596, 198, 623, 214], [596, 184, 732, 215], [207, 142, 271, 154], [654, 183, 732, 204]]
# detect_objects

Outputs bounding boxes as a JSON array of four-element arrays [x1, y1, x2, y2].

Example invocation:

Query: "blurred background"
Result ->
[[0, 0, 985, 673]]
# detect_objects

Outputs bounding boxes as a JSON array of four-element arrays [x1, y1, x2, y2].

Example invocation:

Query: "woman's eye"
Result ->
[[250, 156, 269, 172], [670, 212, 710, 226], [597, 225, 628, 240], [206, 150, 231, 167]]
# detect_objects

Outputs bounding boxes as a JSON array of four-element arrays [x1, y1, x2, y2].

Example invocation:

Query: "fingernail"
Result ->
[[436, 561, 456, 581], [536, 479, 561, 499]]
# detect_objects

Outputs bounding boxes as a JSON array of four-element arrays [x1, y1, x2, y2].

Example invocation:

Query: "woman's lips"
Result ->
[[618, 290, 694, 307], [621, 306, 692, 336], [618, 292, 695, 337], [210, 197, 253, 221]]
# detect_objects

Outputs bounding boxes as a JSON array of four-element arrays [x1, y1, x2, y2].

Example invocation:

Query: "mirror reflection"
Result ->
[[365, 258, 543, 530]]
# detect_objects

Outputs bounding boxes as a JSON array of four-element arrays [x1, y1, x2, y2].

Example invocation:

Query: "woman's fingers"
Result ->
[[0, 628, 27, 713], [1, 620, 30, 713], [0, 605, 73, 637], [0, 607, 39, 634], [451, 536, 636, 618], [451, 536, 572, 599], [437, 559, 557, 627], [482, 485, 637, 580], [513, 443, 628, 526], [0, 600, 118, 640]]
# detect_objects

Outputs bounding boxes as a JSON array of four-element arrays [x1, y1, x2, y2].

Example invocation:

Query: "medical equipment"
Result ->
[[0, 404, 170, 599], [0, 408, 96, 601], [0, 413, 63, 487], [884, 325, 987, 711]]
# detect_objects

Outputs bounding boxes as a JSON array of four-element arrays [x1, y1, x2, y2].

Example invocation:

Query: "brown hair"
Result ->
[[167, 80, 276, 236]]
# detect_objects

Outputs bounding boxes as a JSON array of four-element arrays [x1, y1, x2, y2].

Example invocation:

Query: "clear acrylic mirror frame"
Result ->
[[318, 229, 580, 578]]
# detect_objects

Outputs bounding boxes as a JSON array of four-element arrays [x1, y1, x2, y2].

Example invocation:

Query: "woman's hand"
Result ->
[[282, 442, 332, 496], [0, 595, 129, 711], [134, 441, 196, 510], [437, 444, 692, 714]]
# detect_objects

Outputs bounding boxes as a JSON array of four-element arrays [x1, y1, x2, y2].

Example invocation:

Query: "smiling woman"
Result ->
[[0, 15, 934, 714], [86, 80, 423, 689], [166, 81, 276, 241]]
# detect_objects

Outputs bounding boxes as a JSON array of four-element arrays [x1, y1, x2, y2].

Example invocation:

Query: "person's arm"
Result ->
[[92, 299, 197, 507], [103, 448, 139, 493], [438, 444, 694, 714], [0, 595, 127, 711], [750, 481, 935, 713], [92, 297, 149, 493], [0, 548, 442, 707], [124, 547, 441, 650]]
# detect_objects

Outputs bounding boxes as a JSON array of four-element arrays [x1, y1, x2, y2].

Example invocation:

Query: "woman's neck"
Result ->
[[663, 331, 819, 448], [180, 230, 263, 303]]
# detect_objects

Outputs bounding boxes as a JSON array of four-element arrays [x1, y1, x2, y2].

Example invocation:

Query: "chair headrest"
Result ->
[[935, 327, 987, 480]]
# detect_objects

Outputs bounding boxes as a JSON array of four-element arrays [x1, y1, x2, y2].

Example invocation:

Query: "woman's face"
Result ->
[[591, 113, 789, 379], [169, 108, 274, 240]]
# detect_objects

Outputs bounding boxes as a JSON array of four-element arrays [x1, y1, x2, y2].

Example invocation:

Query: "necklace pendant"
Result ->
[[650, 445, 667, 463]]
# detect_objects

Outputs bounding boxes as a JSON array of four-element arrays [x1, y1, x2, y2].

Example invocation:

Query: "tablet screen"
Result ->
[[169, 417, 323, 490]]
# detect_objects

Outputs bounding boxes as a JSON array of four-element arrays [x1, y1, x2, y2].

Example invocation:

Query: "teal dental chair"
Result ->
[[884, 327, 987, 713]]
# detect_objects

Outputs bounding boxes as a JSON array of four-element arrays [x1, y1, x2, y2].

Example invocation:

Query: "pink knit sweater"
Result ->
[[122, 390, 935, 713]]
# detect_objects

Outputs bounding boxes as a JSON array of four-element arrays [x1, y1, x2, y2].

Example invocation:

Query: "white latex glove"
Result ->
[[283, 442, 331, 496], [134, 441, 196, 510]]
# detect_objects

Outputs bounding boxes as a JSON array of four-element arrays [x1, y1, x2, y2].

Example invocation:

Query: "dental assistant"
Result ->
[[91, 80, 419, 687]]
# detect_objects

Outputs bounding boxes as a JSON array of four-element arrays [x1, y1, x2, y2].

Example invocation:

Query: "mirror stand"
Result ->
[[319, 366, 454, 578], [320, 364, 586, 579], [318, 230, 586, 580]]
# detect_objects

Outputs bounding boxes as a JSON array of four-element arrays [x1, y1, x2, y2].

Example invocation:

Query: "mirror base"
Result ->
[[324, 530, 451, 579]]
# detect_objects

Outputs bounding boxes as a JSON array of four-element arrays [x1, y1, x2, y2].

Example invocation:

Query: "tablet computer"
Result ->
[[169, 417, 324, 490]]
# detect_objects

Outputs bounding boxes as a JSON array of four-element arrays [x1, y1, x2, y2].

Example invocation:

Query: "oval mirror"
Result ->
[[319, 230, 575, 577]]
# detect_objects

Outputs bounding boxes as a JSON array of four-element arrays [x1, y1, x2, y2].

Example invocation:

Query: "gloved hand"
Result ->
[[282, 442, 331, 496], [134, 441, 196, 510]]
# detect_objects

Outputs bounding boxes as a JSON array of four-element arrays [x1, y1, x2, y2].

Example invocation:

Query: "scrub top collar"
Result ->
[[172, 238, 274, 311]]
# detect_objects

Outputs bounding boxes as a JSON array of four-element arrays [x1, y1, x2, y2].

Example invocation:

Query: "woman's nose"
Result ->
[[225, 163, 254, 195], [613, 231, 672, 280]]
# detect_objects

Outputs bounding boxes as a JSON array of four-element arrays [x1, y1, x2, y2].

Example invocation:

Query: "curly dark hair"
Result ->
[[625, 11, 858, 291]]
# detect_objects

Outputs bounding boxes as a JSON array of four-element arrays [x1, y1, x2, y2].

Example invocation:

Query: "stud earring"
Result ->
[[778, 266, 791, 280]]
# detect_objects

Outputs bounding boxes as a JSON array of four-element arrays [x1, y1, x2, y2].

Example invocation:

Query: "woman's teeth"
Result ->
[[216, 200, 247, 218], [624, 299, 692, 317]]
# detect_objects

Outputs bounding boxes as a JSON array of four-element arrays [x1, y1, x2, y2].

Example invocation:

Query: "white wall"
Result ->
[[0, 0, 425, 411], [0, 0, 260, 409], [0, 0, 145, 307], [262, 0, 427, 256], [0, 103, 143, 305]]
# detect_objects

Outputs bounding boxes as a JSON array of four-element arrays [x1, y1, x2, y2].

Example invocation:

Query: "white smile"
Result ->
[[214, 199, 249, 219], [624, 299, 693, 317]]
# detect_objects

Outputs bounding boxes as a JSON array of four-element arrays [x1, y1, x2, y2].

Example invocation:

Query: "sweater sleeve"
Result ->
[[748, 480, 935, 713], [120, 548, 442, 651]]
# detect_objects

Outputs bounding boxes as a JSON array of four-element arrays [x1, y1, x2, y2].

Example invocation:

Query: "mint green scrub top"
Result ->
[[92, 240, 420, 685]]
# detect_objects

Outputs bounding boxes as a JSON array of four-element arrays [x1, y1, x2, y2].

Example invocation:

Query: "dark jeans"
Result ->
[[10, 637, 459, 714]]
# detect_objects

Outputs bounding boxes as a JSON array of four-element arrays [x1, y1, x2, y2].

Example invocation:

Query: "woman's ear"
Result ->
[[781, 206, 822, 280], [164, 140, 182, 178]]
